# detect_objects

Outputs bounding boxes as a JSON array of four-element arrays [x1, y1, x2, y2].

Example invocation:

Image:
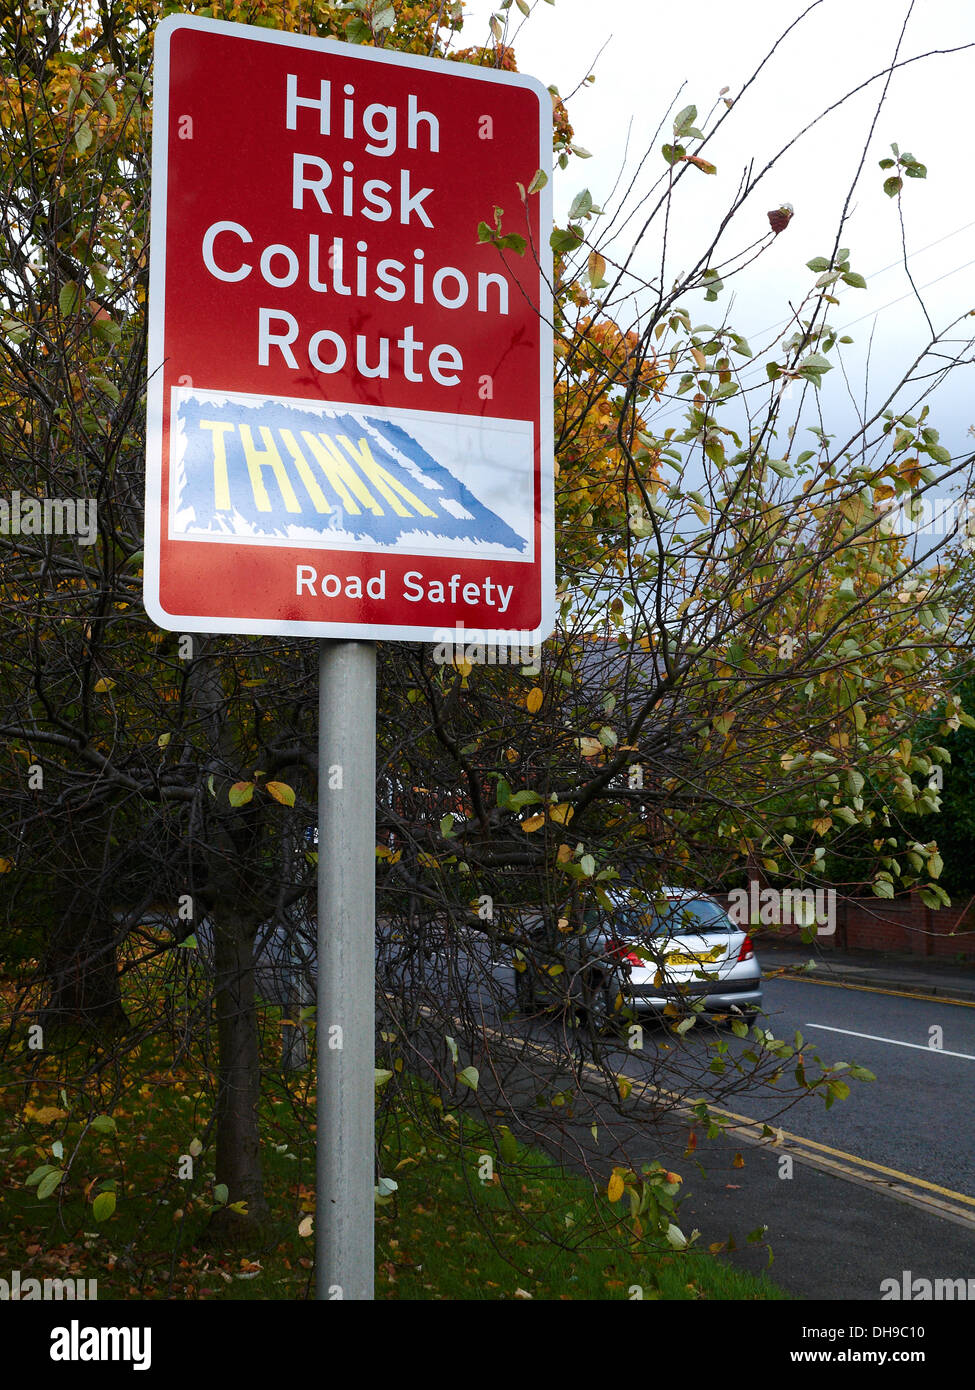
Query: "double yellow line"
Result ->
[[471, 1018, 975, 1228], [767, 965, 975, 1009]]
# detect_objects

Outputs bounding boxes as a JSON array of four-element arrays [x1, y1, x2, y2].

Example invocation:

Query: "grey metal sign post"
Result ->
[[316, 639, 376, 1300]]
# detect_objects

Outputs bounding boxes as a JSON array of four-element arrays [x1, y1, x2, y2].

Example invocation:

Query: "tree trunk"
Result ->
[[41, 903, 128, 1035], [211, 908, 270, 1239]]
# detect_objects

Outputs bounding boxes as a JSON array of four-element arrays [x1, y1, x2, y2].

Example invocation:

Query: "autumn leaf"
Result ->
[[521, 814, 545, 833], [587, 250, 607, 287], [525, 687, 543, 714], [93, 677, 115, 693], [229, 781, 254, 807], [266, 781, 296, 807], [24, 1105, 67, 1125], [607, 1171, 625, 1203], [548, 803, 574, 825]]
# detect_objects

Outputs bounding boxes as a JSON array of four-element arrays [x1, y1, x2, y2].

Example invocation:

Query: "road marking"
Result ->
[[401, 1003, 975, 1227], [767, 969, 975, 1008], [803, 1021, 975, 1061]]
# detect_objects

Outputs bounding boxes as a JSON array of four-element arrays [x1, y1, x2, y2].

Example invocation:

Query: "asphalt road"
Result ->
[[254, 919, 975, 1297], [602, 974, 975, 1200], [379, 942, 975, 1299], [748, 975, 975, 1198]]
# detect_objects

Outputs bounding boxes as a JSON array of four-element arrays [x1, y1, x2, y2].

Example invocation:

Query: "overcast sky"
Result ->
[[462, 0, 975, 479]]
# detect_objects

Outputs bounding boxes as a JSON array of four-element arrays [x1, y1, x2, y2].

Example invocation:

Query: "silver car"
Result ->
[[581, 886, 763, 1029]]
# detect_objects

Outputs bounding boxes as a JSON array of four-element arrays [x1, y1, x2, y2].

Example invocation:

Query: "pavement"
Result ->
[[754, 934, 975, 1003]]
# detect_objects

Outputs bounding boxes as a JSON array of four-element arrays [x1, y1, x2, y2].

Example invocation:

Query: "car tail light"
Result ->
[[737, 934, 755, 962]]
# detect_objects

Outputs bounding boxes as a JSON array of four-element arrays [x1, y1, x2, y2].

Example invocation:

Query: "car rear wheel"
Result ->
[[578, 975, 619, 1034]]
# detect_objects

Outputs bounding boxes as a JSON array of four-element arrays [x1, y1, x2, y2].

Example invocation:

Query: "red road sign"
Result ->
[[146, 15, 553, 643]]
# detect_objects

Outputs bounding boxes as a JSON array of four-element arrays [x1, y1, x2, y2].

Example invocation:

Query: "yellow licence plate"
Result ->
[[666, 947, 724, 967]]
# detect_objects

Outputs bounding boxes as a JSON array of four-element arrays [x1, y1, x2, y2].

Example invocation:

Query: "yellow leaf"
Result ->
[[526, 687, 543, 714], [0, 858, 13, 873], [298, 1215, 313, 1238], [548, 803, 573, 825], [577, 736, 602, 757], [587, 250, 606, 285], [691, 347, 706, 371], [556, 844, 573, 864], [93, 677, 115, 693], [266, 780, 296, 807], [732, 1152, 745, 1169], [607, 1172, 625, 1203], [24, 1105, 67, 1125], [521, 814, 545, 833]]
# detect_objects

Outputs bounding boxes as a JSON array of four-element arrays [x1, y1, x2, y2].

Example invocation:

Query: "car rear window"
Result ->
[[614, 898, 733, 936]]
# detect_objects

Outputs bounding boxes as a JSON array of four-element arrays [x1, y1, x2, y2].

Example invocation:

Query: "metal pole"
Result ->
[[316, 639, 376, 1300]]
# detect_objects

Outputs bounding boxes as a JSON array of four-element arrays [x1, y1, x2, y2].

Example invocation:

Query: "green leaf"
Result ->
[[673, 104, 698, 137], [568, 188, 592, 219], [527, 167, 548, 195], [58, 282, 82, 317], [456, 1066, 479, 1091], [74, 119, 93, 153], [439, 813, 455, 838], [374, 1068, 394, 1089], [883, 175, 903, 198], [872, 878, 894, 899], [93, 316, 122, 344], [550, 226, 583, 256], [842, 271, 867, 289], [345, 16, 371, 42], [498, 1125, 519, 1164], [90, 1114, 116, 1135], [580, 853, 595, 877], [213, 1183, 229, 1206], [476, 221, 494, 243], [92, 1190, 116, 1221], [229, 781, 254, 807], [806, 256, 831, 272], [37, 1169, 65, 1201], [25, 1164, 55, 1188]]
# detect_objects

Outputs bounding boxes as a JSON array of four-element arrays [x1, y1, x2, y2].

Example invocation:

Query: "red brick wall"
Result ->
[[712, 889, 975, 962]]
